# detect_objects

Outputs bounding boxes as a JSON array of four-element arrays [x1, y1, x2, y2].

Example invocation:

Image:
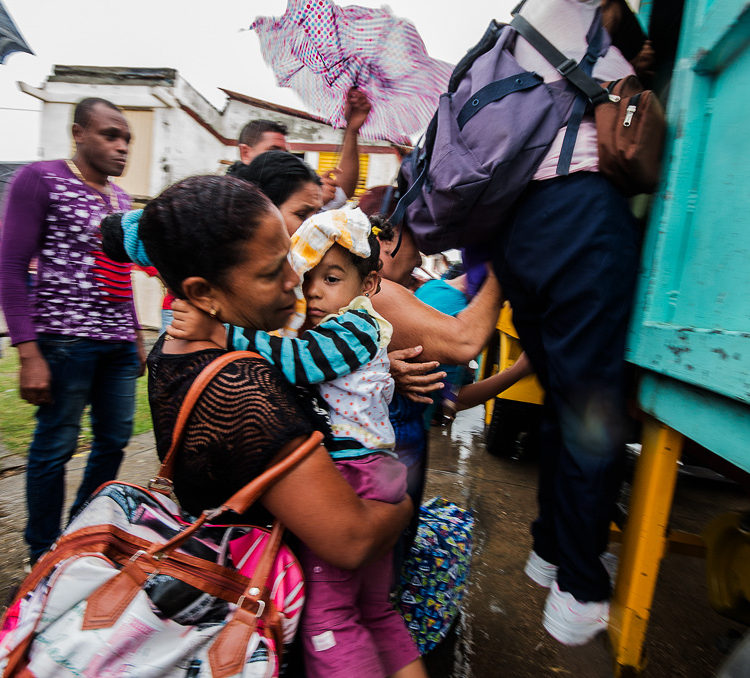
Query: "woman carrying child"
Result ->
[[202, 207, 426, 677], [100, 176, 415, 676]]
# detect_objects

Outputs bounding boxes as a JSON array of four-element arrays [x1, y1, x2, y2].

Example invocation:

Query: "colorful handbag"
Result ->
[[0, 351, 322, 677], [396, 497, 474, 654]]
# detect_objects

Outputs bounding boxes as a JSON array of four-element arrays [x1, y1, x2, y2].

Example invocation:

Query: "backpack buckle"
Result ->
[[557, 58, 578, 77]]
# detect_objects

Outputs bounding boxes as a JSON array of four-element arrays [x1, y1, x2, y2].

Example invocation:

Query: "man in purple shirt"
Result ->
[[0, 97, 145, 564]]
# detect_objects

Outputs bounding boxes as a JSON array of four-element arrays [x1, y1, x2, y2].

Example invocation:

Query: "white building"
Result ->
[[19, 65, 403, 201], [19, 65, 404, 327]]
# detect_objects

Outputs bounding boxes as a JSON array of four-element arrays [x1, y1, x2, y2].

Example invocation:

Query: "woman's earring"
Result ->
[[365, 292, 370, 297], [209, 307, 217, 318]]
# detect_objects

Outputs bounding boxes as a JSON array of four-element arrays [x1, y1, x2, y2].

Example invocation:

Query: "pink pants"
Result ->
[[299, 547, 418, 677], [299, 453, 417, 677]]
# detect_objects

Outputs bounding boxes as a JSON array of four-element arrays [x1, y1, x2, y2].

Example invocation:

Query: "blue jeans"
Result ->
[[25, 334, 140, 561]]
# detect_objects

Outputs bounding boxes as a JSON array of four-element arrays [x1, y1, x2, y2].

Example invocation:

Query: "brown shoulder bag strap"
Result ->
[[150, 350, 262, 492]]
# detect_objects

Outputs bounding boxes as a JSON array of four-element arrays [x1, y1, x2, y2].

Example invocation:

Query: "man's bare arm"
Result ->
[[372, 268, 502, 364]]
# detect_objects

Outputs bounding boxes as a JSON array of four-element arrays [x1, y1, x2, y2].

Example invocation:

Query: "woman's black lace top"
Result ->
[[147, 336, 314, 519]]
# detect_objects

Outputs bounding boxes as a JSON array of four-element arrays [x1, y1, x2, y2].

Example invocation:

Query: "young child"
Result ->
[[223, 208, 424, 678]]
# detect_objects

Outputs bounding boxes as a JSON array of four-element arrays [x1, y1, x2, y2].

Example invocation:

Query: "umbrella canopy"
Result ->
[[0, 0, 33, 65], [251, 0, 453, 144]]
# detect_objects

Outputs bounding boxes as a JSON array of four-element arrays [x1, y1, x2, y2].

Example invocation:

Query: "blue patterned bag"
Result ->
[[396, 497, 474, 654]]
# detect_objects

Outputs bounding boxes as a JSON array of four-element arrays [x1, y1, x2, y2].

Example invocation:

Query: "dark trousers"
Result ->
[[493, 172, 639, 602], [25, 334, 139, 562]]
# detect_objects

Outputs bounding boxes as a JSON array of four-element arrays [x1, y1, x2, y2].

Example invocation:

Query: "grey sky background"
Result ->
[[0, 0, 517, 160]]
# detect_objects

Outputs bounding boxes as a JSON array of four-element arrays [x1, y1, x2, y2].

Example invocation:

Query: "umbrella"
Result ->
[[0, 0, 33, 65], [251, 0, 453, 144]]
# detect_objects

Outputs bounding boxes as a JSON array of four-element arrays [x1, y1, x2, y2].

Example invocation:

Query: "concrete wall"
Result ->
[[151, 106, 225, 191], [38, 102, 72, 161], [365, 153, 400, 188], [222, 99, 345, 151]]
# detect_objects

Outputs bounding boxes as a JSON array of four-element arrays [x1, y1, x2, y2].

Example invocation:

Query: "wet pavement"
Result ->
[[423, 406, 750, 677], [1, 405, 748, 676]]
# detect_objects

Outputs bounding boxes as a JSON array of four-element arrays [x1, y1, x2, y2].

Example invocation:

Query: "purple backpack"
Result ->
[[392, 16, 603, 254]]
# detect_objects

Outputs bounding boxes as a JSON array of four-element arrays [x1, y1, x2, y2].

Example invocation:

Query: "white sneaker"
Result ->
[[524, 550, 558, 588], [543, 581, 609, 646]]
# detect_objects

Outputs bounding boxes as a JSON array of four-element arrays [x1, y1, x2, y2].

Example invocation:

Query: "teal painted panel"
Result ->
[[628, 0, 750, 402], [670, 45, 750, 332], [631, 324, 750, 403], [639, 371, 750, 473], [628, 0, 750, 463], [637, 0, 653, 33], [693, 0, 750, 74]]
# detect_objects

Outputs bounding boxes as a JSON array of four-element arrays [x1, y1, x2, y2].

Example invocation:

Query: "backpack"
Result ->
[[391, 12, 609, 254]]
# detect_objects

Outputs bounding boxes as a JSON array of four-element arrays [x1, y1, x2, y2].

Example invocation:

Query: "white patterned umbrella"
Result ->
[[251, 0, 453, 145]]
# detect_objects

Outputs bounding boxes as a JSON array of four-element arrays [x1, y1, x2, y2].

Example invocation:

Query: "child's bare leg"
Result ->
[[389, 657, 428, 678]]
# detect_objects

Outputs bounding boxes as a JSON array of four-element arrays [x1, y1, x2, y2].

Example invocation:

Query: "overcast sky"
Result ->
[[0, 0, 517, 160]]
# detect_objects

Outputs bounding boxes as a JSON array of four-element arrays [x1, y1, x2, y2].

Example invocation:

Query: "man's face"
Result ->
[[239, 131, 289, 164], [73, 104, 131, 177], [379, 226, 422, 287]]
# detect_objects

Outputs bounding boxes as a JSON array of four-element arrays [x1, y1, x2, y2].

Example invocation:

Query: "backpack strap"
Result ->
[[391, 167, 425, 226], [379, 185, 398, 216], [389, 113, 438, 255], [457, 71, 543, 130], [511, 9, 610, 175], [388, 164, 425, 257], [510, 12, 609, 105], [555, 10, 606, 174]]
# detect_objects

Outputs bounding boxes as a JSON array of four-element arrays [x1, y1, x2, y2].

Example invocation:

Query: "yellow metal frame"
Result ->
[[609, 418, 684, 675], [482, 303, 545, 425]]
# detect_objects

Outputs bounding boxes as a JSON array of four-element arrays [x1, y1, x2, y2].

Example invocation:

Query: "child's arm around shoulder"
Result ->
[[168, 299, 228, 347], [244, 306, 382, 386]]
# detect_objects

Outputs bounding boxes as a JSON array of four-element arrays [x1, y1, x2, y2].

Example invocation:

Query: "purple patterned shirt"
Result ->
[[0, 159, 136, 345]]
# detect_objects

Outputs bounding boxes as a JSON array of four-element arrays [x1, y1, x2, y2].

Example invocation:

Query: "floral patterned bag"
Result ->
[[396, 497, 474, 654]]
